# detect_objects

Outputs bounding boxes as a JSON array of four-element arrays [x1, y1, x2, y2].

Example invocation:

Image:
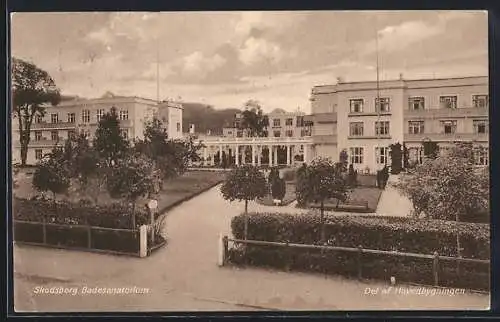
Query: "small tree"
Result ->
[[271, 177, 286, 202], [422, 140, 439, 159], [106, 152, 160, 228], [93, 106, 130, 167], [339, 149, 349, 172], [389, 142, 403, 174], [403, 143, 410, 169], [299, 158, 349, 243], [220, 165, 267, 240], [296, 163, 310, 207], [32, 147, 70, 202], [268, 167, 280, 189]]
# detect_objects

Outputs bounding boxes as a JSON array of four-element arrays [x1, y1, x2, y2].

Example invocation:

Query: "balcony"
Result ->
[[404, 107, 488, 120], [312, 113, 337, 124], [404, 132, 489, 143], [312, 134, 337, 144], [13, 138, 64, 148], [348, 112, 392, 117], [31, 121, 77, 130], [347, 135, 392, 140]]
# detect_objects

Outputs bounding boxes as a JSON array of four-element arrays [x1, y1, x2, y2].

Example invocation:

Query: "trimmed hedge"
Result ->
[[13, 197, 149, 229], [231, 213, 489, 259], [229, 212, 489, 290]]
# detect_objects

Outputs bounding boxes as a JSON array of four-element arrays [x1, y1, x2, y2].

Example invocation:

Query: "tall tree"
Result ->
[[32, 146, 70, 202], [239, 100, 269, 137], [93, 106, 129, 167], [220, 165, 267, 240], [12, 58, 61, 166], [389, 142, 403, 174]]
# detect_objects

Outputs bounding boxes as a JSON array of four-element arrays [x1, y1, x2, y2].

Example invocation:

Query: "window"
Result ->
[[375, 121, 390, 136], [119, 109, 129, 120], [350, 99, 364, 113], [97, 109, 105, 122], [236, 131, 243, 138], [286, 130, 293, 137], [176, 122, 181, 132], [301, 128, 311, 137], [285, 118, 293, 126], [409, 97, 425, 110], [474, 148, 489, 166], [473, 120, 488, 134], [273, 131, 281, 137], [375, 97, 390, 112], [67, 113, 76, 123], [440, 96, 458, 109], [35, 114, 43, 123], [82, 110, 90, 123], [349, 147, 364, 164], [67, 130, 76, 139], [375, 147, 389, 165], [35, 149, 43, 160], [296, 116, 304, 127], [35, 131, 42, 141], [227, 131, 232, 135], [408, 121, 425, 134], [273, 119, 281, 127], [120, 129, 128, 139], [473, 95, 488, 108], [51, 130, 58, 141], [51, 113, 59, 123], [349, 122, 364, 136], [441, 120, 457, 134]]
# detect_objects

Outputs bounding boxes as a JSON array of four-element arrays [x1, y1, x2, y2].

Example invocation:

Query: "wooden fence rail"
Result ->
[[222, 237, 489, 287]]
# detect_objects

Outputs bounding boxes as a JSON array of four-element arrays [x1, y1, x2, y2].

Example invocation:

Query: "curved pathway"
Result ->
[[14, 184, 488, 312]]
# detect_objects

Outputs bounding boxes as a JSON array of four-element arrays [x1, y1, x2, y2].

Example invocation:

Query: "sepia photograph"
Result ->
[[11, 10, 490, 312]]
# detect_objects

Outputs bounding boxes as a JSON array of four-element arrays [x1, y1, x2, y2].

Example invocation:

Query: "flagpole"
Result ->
[[156, 37, 160, 103]]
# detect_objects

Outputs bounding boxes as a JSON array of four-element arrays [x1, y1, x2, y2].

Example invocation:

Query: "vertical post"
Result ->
[[235, 145, 240, 166], [42, 216, 47, 244], [274, 146, 278, 166], [286, 145, 291, 166], [139, 225, 148, 258], [303, 144, 308, 164], [203, 147, 208, 166], [257, 146, 262, 166], [269, 145, 273, 166], [357, 245, 363, 279], [433, 251, 439, 286], [252, 145, 256, 166], [219, 145, 223, 166], [150, 209, 155, 245]]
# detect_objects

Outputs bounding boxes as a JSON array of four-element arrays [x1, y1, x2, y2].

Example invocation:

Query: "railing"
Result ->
[[219, 237, 490, 287], [198, 136, 314, 145], [30, 122, 77, 130], [404, 132, 489, 142], [404, 107, 488, 119]]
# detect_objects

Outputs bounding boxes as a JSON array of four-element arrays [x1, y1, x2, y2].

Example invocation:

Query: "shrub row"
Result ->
[[231, 213, 490, 259], [13, 197, 149, 229]]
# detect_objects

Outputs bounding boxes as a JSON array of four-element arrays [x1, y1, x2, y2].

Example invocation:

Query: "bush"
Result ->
[[282, 169, 296, 182], [229, 212, 490, 290], [13, 197, 149, 229], [271, 178, 286, 201]]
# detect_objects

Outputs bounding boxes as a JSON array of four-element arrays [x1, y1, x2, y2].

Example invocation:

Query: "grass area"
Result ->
[[308, 186, 383, 213], [256, 183, 297, 206], [13, 170, 225, 212]]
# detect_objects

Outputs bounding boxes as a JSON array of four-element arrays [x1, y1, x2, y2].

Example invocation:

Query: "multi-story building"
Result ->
[[12, 95, 183, 165], [309, 75, 489, 173], [222, 108, 312, 138]]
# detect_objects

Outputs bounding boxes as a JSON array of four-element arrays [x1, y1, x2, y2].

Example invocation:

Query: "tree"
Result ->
[[271, 177, 286, 202], [395, 142, 489, 260], [339, 149, 349, 172], [93, 106, 129, 167], [422, 140, 439, 159], [296, 163, 310, 207], [106, 152, 160, 228], [220, 165, 267, 240], [403, 143, 410, 169], [32, 146, 70, 201], [389, 142, 403, 174], [239, 100, 269, 137], [12, 58, 61, 166], [297, 157, 349, 243]]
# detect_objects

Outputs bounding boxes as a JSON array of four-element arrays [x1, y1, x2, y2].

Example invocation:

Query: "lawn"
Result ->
[[13, 169, 225, 212], [256, 183, 297, 206], [309, 187, 383, 212]]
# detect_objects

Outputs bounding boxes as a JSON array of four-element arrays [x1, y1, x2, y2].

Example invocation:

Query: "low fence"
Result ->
[[218, 236, 490, 290], [14, 220, 151, 257]]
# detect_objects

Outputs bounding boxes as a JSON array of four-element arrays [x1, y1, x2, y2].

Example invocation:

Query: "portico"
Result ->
[[197, 137, 313, 167]]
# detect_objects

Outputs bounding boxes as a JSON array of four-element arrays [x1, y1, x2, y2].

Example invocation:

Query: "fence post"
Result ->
[[432, 251, 439, 286], [223, 236, 228, 265], [218, 234, 225, 266], [87, 225, 92, 249], [357, 245, 363, 279], [139, 225, 148, 258], [42, 216, 47, 244]]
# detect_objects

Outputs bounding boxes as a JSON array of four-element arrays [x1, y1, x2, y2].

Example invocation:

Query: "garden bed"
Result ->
[[307, 187, 383, 213], [256, 183, 297, 206]]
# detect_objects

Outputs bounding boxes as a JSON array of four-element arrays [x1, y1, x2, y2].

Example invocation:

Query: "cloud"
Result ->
[[238, 37, 283, 66], [182, 51, 226, 74], [373, 20, 442, 53]]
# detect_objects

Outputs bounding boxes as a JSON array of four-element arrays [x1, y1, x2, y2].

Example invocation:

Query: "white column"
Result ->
[[241, 146, 246, 165], [286, 145, 290, 166], [219, 145, 223, 165], [210, 147, 215, 166], [257, 146, 262, 166], [251, 145, 256, 166], [203, 147, 208, 166], [274, 146, 278, 166], [303, 144, 308, 164], [235, 145, 239, 166], [269, 145, 273, 166]]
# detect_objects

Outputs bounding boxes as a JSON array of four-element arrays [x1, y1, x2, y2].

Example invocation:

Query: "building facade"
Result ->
[[309, 76, 489, 173], [12, 96, 184, 165]]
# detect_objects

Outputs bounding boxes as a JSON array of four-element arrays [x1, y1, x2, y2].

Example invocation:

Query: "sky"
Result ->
[[11, 11, 488, 113]]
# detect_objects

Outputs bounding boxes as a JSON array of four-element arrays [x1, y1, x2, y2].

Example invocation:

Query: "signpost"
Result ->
[[147, 199, 158, 244]]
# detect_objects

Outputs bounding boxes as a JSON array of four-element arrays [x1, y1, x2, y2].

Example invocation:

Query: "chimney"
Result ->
[[336, 76, 344, 84], [399, 73, 404, 80], [189, 124, 195, 134]]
